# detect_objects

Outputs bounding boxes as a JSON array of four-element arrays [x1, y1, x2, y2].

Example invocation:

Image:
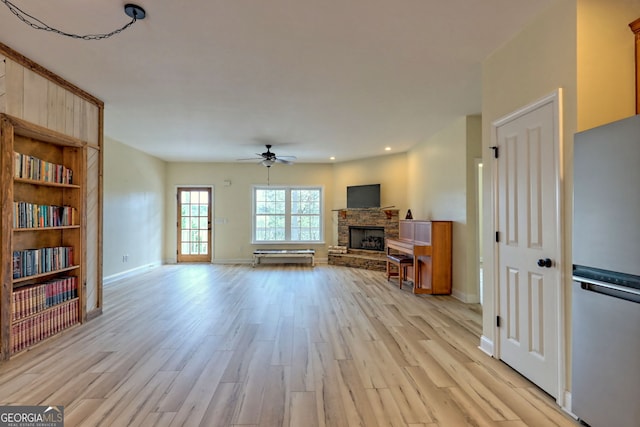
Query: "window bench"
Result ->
[[252, 249, 315, 267]]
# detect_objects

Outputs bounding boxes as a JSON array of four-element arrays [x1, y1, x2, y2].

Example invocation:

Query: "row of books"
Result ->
[[11, 299, 79, 354], [12, 247, 74, 279], [14, 151, 73, 184], [12, 276, 78, 322], [13, 201, 78, 229]]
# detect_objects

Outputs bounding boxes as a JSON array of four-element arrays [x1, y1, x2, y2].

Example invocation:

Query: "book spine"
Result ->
[[13, 152, 73, 185]]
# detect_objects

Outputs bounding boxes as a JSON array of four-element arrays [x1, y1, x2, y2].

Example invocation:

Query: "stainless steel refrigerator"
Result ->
[[572, 114, 640, 427]]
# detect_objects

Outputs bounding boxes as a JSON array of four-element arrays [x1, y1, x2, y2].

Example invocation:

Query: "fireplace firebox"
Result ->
[[349, 226, 385, 251]]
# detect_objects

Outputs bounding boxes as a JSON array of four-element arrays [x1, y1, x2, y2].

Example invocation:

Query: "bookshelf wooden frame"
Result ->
[[0, 113, 87, 359]]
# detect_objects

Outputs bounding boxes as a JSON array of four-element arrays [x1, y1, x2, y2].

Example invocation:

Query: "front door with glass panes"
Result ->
[[177, 187, 212, 262]]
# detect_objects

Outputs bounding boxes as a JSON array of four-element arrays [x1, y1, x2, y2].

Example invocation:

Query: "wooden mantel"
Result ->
[[629, 17, 640, 113]]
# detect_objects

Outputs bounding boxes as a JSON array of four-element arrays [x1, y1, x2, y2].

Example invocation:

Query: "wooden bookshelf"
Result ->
[[0, 113, 86, 359]]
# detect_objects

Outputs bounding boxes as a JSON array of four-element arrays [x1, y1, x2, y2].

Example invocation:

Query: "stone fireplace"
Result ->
[[329, 208, 399, 270]]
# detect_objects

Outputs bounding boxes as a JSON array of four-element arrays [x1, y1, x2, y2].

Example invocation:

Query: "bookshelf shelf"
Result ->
[[14, 178, 81, 189], [14, 225, 81, 232], [12, 266, 81, 285], [1, 113, 87, 360]]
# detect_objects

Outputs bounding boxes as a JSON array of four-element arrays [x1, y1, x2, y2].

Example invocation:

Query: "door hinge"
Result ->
[[495, 231, 500, 243], [496, 316, 501, 328], [490, 146, 499, 158]]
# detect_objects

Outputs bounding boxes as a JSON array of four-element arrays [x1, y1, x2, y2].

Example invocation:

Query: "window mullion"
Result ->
[[285, 187, 291, 240]]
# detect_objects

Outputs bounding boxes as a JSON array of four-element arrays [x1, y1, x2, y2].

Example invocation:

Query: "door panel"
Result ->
[[495, 98, 560, 398], [177, 187, 212, 263]]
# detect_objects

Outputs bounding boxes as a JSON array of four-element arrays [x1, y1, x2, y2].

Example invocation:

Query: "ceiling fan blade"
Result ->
[[275, 158, 294, 165]]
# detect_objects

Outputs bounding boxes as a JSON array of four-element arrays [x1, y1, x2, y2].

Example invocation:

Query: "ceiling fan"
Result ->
[[239, 144, 297, 167]]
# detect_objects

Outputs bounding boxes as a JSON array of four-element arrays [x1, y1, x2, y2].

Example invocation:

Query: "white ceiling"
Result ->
[[0, 0, 556, 163]]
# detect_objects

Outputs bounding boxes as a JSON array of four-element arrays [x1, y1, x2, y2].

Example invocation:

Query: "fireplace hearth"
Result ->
[[349, 226, 385, 251]]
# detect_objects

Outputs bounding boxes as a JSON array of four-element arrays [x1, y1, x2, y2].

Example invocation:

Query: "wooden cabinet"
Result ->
[[388, 220, 452, 295], [0, 114, 87, 359], [630, 18, 640, 114]]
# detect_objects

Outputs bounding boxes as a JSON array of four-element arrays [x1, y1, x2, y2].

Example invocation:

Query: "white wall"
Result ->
[[103, 137, 166, 280]]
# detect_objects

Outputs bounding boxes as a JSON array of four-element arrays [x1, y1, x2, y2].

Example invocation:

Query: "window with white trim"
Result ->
[[253, 186, 323, 243]]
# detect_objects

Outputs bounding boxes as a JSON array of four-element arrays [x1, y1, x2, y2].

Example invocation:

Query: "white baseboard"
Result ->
[[103, 262, 161, 285], [479, 335, 494, 356]]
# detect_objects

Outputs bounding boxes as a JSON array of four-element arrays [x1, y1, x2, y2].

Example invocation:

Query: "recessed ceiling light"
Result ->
[[330, 156, 336, 160], [385, 147, 391, 151]]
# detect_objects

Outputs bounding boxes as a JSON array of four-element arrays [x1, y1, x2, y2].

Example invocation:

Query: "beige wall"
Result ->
[[331, 153, 408, 211], [407, 116, 482, 302], [103, 137, 167, 279], [577, 0, 640, 130], [164, 162, 335, 263]]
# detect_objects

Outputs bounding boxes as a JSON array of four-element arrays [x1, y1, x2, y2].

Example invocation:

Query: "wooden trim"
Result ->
[[0, 118, 14, 360], [96, 106, 104, 312], [629, 18, 640, 114], [0, 113, 87, 147], [0, 42, 104, 108], [176, 187, 213, 263], [80, 146, 88, 323]]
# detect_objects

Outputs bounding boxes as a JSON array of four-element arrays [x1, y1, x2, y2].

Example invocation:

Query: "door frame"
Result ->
[[475, 158, 483, 305], [491, 89, 566, 405], [176, 185, 214, 263]]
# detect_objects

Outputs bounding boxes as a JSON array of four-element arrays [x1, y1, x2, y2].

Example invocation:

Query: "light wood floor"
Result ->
[[0, 264, 579, 427]]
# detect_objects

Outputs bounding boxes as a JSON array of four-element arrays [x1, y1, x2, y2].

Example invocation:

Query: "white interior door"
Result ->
[[494, 91, 562, 398]]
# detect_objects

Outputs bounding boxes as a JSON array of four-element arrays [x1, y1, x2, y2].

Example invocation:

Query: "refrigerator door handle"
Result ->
[[572, 275, 640, 297]]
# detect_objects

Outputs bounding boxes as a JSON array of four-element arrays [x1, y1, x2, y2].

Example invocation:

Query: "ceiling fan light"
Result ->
[[262, 159, 275, 167]]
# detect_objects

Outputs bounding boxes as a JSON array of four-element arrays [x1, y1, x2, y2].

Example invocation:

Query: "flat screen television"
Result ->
[[347, 184, 380, 208]]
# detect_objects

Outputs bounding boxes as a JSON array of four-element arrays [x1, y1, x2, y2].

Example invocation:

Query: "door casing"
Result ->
[[176, 186, 213, 263]]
